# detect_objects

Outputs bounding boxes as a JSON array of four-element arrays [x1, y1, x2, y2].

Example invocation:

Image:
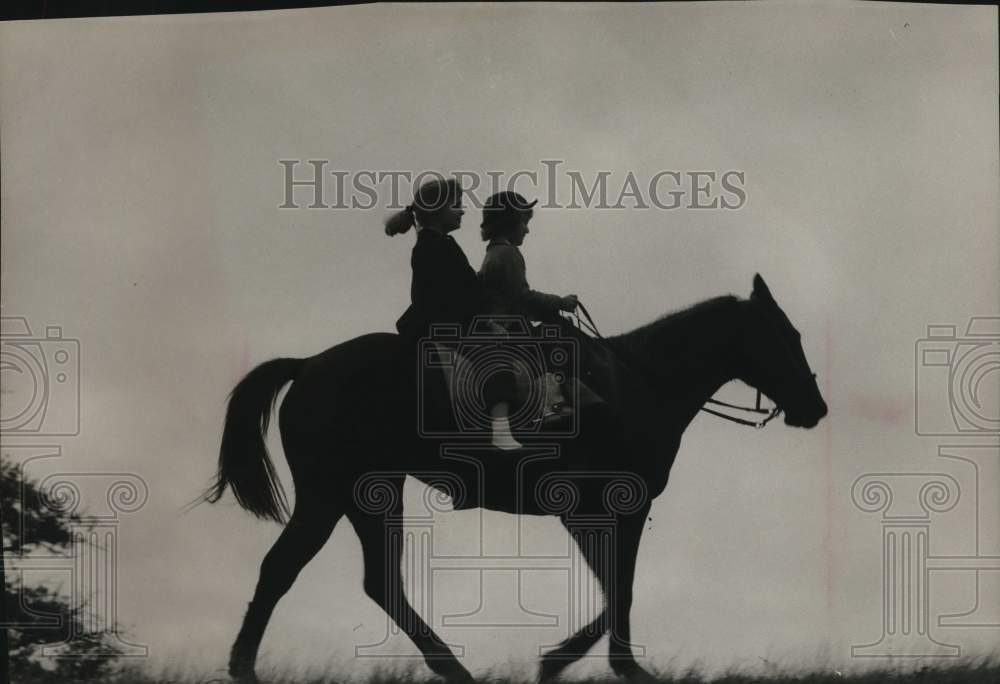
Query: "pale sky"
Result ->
[[1, 2, 998, 679]]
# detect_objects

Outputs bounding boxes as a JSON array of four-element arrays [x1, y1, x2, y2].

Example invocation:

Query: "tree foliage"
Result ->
[[2, 459, 127, 681]]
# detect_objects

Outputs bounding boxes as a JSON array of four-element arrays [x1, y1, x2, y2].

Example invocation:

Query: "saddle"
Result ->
[[416, 316, 611, 440]]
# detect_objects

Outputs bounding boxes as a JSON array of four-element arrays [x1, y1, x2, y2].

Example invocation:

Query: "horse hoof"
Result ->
[[228, 661, 261, 684], [611, 662, 656, 683], [538, 657, 567, 683], [434, 663, 475, 684], [230, 674, 261, 684]]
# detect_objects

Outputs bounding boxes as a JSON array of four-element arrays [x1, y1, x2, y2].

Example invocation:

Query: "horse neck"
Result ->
[[612, 297, 745, 431]]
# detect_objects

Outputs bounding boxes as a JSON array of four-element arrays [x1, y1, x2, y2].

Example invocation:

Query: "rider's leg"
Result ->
[[483, 346, 522, 449], [489, 400, 522, 450]]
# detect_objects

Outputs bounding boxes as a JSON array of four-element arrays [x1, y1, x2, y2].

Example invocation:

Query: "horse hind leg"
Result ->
[[228, 498, 342, 682]]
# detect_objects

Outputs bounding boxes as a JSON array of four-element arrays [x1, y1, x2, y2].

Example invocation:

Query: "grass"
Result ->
[[32, 657, 996, 684]]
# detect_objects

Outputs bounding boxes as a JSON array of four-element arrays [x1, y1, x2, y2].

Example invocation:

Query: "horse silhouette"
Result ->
[[203, 274, 827, 683]]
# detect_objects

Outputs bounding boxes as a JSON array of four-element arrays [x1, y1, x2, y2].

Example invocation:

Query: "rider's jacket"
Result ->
[[396, 228, 484, 340], [479, 238, 563, 321]]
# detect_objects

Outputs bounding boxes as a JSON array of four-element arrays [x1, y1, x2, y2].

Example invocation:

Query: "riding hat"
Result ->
[[482, 191, 538, 227]]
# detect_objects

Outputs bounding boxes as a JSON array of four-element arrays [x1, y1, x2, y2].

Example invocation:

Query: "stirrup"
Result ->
[[537, 402, 574, 426]]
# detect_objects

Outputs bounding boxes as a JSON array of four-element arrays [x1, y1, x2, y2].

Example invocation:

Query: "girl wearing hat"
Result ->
[[478, 191, 579, 449], [479, 191, 578, 319]]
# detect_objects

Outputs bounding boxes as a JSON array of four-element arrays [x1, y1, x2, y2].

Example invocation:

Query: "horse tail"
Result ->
[[200, 357, 303, 524]]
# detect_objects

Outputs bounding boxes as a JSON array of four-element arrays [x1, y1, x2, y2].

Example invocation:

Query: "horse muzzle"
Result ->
[[783, 398, 828, 428]]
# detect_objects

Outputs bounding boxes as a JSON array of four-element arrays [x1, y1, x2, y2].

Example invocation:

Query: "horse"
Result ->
[[201, 274, 827, 683]]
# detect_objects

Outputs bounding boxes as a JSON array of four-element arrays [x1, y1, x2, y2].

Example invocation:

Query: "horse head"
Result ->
[[738, 274, 828, 428]]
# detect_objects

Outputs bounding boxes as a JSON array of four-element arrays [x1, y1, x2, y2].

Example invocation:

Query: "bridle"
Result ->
[[571, 301, 784, 430], [698, 391, 783, 430]]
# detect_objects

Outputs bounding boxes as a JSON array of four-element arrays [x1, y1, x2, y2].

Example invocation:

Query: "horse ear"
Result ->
[[752, 273, 774, 303]]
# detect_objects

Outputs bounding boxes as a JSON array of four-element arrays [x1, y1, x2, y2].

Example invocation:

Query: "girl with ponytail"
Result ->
[[387, 177, 522, 449], [384, 204, 417, 237], [389, 176, 483, 341]]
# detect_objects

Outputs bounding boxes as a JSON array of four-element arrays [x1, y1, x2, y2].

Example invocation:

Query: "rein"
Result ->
[[571, 302, 782, 430]]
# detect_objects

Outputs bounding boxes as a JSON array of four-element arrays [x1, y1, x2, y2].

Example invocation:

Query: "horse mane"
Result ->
[[603, 295, 745, 386], [610, 295, 742, 351]]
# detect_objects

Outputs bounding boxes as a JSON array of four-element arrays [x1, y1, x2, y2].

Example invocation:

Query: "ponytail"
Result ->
[[385, 178, 461, 236], [384, 205, 415, 236]]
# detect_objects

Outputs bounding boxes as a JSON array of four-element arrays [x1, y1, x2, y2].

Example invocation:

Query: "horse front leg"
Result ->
[[348, 496, 473, 684], [538, 510, 616, 682], [539, 497, 650, 682], [538, 610, 607, 682], [607, 507, 652, 681]]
